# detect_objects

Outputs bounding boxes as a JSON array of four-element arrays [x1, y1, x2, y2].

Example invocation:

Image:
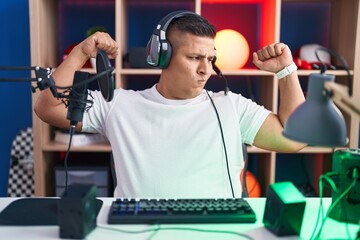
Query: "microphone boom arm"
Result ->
[[1, 50, 115, 127], [0, 65, 61, 98]]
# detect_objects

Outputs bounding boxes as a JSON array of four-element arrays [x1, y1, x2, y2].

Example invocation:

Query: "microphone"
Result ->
[[212, 62, 229, 95], [66, 71, 93, 127], [65, 50, 113, 127], [96, 50, 115, 101]]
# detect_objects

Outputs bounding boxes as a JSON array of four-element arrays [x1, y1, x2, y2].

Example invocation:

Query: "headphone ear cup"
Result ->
[[146, 10, 197, 68], [146, 38, 152, 63], [146, 34, 160, 67], [158, 40, 172, 69], [146, 35, 172, 69]]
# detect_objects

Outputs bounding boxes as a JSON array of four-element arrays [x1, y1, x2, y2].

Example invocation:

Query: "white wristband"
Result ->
[[276, 62, 298, 79]]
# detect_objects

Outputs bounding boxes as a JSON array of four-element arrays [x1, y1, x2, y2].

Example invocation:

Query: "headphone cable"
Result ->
[[206, 90, 235, 198]]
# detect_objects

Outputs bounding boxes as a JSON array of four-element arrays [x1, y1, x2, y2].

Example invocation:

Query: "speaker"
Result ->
[[58, 183, 97, 239], [146, 10, 198, 69], [329, 148, 360, 224], [263, 181, 306, 236]]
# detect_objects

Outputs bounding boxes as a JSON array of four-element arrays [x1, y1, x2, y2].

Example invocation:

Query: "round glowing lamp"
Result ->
[[214, 29, 250, 70]]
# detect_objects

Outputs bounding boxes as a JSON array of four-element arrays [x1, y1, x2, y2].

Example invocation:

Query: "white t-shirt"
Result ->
[[82, 85, 270, 198]]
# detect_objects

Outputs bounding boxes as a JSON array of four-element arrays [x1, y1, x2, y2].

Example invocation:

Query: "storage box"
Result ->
[[55, 166, 110, 197]]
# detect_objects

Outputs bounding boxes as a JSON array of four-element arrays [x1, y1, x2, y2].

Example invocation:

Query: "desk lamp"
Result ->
[[283, 47, 358, 146], [282, 47, 360, 227]]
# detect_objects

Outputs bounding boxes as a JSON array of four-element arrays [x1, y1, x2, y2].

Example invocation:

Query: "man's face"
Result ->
[[159, 31, 216, 99]]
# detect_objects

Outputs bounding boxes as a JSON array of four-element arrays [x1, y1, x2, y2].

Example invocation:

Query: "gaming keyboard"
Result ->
[[107, 198, 256, 224]]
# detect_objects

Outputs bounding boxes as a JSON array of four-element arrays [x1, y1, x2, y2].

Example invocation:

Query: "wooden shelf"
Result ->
[[120, 68, 162, 75], [120, 68, 275, 76], [120, 68, 354, 77], [29, 0, 360, 196], [297, 147, 335, 154], [247, 146, 335, 154], [297, 70, 354, 76], [42, 141, 112, 152]]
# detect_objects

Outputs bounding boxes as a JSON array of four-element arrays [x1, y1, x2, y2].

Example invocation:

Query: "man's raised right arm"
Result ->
[[34, 32, 118, 131]]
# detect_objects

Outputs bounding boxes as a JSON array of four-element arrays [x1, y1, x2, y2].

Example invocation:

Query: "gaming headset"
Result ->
[[146, 10, 229, 94], [146, 10, 198, 69]]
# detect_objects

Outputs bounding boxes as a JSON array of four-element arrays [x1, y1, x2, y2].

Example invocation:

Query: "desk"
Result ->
[[0, 197, 358, 239]]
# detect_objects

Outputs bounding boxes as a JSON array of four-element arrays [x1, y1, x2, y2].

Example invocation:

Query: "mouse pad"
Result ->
[[0, 198, 103, 225]]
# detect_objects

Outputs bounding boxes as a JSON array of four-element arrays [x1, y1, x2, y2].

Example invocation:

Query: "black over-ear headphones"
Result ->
[[146, 10, 198, 69], [146, 10, 229, 95]]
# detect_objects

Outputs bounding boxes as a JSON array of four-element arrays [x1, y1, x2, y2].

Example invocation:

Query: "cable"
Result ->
[[206, 90, 235, 198], [146, 226, 160, 240], [315, 179, 355, 239], [311, 171, 357, 239], [63, 125, 76, 193], [241, 145, 249, 198], [310, 174, 326, 239], [310, 172, 340, 240], [245, 76, 257, 102], [314, 47, 353, 96], [95, 225, 255, 240]]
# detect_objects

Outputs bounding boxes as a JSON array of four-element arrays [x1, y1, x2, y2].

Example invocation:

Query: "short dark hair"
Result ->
[[167, 14, 216, 39]]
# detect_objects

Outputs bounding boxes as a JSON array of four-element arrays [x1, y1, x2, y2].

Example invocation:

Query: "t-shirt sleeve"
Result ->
[[81, 90, 111, 135], [234, 94, 271, 145]]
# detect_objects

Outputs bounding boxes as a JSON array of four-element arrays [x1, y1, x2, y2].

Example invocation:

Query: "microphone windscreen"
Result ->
[[96, 50, 114, 102]]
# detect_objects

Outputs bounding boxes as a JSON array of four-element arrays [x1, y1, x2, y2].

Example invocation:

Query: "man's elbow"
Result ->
[[281, 141, 307, 153], [34, 93, 58, 124], [34, 98, 48, 123]]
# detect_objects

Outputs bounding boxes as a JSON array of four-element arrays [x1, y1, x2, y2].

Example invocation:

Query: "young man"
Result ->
[[34, 11, 305, 198]]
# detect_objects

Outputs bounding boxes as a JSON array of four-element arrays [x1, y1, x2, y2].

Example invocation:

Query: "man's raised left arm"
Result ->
[[252, 42, 306, 152]]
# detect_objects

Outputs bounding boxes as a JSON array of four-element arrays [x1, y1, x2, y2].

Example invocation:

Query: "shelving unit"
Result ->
[[29, 0, 360, 196]]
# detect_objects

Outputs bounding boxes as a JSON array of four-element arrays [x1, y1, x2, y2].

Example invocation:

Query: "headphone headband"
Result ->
[[154, 10, 198, 37]]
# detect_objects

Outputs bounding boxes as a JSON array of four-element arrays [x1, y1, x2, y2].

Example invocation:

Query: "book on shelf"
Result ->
[[54, 130, 109, 146]]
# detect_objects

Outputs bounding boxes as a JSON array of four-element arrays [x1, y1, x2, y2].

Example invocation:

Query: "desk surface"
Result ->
[[0, 197, 358, 240]]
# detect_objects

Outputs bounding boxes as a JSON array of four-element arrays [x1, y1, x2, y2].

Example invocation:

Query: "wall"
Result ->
[[0, 0, 32, 196]]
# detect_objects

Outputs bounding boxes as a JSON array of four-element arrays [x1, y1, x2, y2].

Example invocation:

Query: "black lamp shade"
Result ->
[[283, 73, 347, 147]]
